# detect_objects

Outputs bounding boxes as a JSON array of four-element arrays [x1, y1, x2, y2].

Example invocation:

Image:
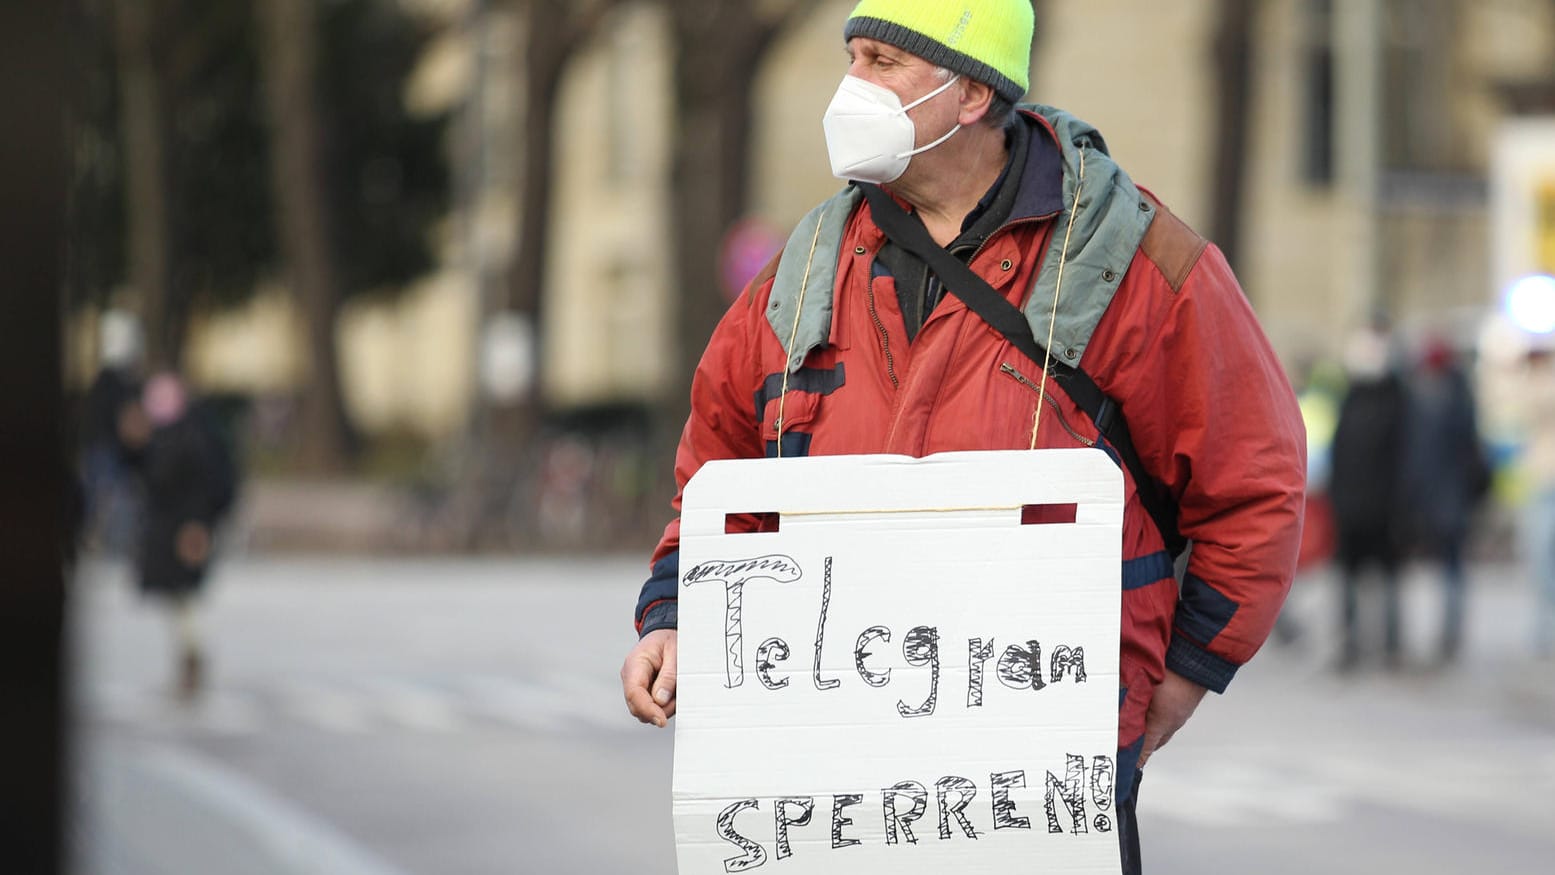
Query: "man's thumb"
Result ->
[[653, 641, 678, 705]]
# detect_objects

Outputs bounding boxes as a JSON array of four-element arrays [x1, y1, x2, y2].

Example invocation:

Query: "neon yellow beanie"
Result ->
[[844, 0, 1033, 104]]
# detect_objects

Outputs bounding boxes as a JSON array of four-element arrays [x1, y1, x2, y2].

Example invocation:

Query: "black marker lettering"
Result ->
[[990, 770, 1031, 831], [882, 781, 928, 845], [684, 555, 803, 689], [897, 626, 940, 718], [715, 798, 767, 872], [831, 794, 863, 849], [755, 638, 790, 690], [854, 626, 891, 687], [1088, 752, 1113, 833], [813, 557, 841, 691], [935, 776, 978, 841], [1045, 754, 1089, 835], [1091, 755, 1115, 814], [773, 797, 814, 861], [1050, 645, 1088, 684], [967, 637, 995, 707], [997, 640, 1046, 692]]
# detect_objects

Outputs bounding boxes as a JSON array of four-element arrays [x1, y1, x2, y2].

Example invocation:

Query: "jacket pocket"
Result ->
[[761, 390, 821, 458]]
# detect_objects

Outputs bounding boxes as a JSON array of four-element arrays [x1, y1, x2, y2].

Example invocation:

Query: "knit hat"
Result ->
[[843, 0, 1033, 105]]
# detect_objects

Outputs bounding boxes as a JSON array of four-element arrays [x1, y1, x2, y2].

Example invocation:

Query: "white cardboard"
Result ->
[[673, 449, 1124, 874]]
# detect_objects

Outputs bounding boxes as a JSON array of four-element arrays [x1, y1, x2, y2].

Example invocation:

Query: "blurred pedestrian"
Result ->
[[1329, 322, 1408, 670], [1400, 336, 1488, 665], [1274, 360, 1344, 648], [80, 309, 145, 554], [127, 372, 238, 699], [1521, 347, 1555, 660]]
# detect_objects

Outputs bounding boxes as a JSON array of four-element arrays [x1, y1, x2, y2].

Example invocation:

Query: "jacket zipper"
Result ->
[[866, 275, 900, 389], [969, 210, 1060, 267], [919, 211, 1062, 333], [999, 362, 1095, 448]]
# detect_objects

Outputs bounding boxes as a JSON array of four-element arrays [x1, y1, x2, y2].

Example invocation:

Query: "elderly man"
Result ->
[[621, 1, 1306, 870]]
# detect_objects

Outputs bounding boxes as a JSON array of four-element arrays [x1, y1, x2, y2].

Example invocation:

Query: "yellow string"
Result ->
[[1031, 148, 1087, 451], [776, 206, 829, 458], [782, 504, 1027, 517]]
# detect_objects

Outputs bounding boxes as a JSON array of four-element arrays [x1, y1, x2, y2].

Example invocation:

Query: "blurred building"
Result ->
[[78, 0, 1555, 443]]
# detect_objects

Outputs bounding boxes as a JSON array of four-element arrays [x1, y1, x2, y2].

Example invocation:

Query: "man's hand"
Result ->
[[621, 629, 678, 728], [175, 521, 211, 568], [1138, 669, 1208, 769]]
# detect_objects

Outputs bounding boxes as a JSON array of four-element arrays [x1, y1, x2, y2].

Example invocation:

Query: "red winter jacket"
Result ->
[[636, 108, 1306, 787]]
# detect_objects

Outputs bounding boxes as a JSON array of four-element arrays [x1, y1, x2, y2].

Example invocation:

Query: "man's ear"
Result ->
[[958, 78, 995, 127]]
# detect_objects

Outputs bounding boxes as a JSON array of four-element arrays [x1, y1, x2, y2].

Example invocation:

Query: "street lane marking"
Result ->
[[133, 743, 415, 875], [275, 681, 375, 734], [85, 672, 636, 736]]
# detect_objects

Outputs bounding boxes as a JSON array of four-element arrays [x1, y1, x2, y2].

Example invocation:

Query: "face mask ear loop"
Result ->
[[900, 73, 960, 113], [893, 75, 963, 159], [777, 205, 830, 459], [1031, 147, 1087, 451], [897, 123, 963, 160]]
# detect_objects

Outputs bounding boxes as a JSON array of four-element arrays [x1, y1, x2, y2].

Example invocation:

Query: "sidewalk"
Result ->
[[229, 478, 662, 555], [1271, 559, 1555, 728]]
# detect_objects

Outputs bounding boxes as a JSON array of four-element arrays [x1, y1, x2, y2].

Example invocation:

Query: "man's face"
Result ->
[[844, 37, 962, 150]]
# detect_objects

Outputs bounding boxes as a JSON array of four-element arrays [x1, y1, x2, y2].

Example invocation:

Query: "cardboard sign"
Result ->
[[673, 450, 1123, 874]]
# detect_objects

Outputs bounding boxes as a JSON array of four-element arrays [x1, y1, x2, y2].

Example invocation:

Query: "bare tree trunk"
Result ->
[[257, 0, 357, 472], [632, 0, 821, 517], [493, 2, 610, 434], [1209, 0, 1254, 280], [112, 0, 176, 368], [507, 1, 612, 318], [668, 54, 757, 426], [664, 0, 815, 432], [453, 1, 618, 548]]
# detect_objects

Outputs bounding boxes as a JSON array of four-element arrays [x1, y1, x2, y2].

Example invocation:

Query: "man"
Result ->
[[621, 1, 1306, 869]]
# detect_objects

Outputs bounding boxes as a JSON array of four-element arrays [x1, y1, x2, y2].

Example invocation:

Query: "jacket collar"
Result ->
[[1008, 109, 1066, 223]]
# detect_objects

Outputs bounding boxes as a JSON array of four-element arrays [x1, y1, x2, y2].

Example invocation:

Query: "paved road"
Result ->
[[72, 555, 1555, 874]]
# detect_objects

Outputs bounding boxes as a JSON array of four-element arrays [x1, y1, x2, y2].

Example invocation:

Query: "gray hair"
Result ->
[[934, 65, 1018, 129]]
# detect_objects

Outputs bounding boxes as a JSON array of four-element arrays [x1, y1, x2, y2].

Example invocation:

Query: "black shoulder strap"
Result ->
[[859, 183, 1185, 557]]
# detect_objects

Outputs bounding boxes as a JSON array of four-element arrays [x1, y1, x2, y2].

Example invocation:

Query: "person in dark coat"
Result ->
[[131, 372, 237, 698], [1328, 325, 1409, 670], [1401, 337, 1487, 664]]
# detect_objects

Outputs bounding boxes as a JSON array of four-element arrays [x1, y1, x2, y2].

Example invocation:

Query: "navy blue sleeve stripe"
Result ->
[[639, 601, 678, 638], [634, 550, 680, 627], [752, 364, 846, 422], [1164, 635, 1239, 694], [765, 431, 814, 459], [1174, 572, 1239, 644], [1121, 551, 1174, 591]]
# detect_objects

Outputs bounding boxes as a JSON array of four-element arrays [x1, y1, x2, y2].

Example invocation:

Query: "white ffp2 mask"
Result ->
[[822, 73, 962, 184]]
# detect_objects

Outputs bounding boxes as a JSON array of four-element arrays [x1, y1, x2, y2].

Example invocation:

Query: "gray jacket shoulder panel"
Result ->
[[766, 187, 863, 373], [1021, 104, 1156, 367]]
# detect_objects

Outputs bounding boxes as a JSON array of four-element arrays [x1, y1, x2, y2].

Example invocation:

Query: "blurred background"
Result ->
[[45, 0, 1555, 873]]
